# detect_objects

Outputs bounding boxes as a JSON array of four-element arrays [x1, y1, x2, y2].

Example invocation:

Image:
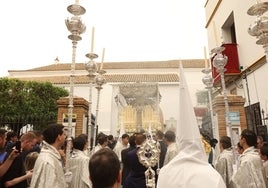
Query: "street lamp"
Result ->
[[202, 68, 219, 141], [65, 1, 86, 170], [85, 52, 98, 150]]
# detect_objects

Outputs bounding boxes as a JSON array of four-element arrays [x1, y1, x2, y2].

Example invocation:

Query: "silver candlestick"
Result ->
[[202, 68, 219, 140], [248, 2, 268, 62], [211, 46, 237, 165], [65, 1, 86, 172], [93, 68, 106, 146], [85, 52, 98, 150]]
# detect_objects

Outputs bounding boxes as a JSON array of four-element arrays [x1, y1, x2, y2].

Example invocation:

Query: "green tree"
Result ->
[[0, 78, 68, 133]]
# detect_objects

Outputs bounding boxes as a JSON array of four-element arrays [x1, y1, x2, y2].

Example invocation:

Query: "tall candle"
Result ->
[[100, 48, 105, 70], [203, 46, 208, 68], [91, 27, 95, 52], [75, 0, 79, 5], [213, 21, 219, 46]]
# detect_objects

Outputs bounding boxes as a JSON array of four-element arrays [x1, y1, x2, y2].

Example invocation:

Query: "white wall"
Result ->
[[58, 68, 206, 135], [206, 0, 268, 117], [243, 63, 268, 111], [58, 69, 205, 135]]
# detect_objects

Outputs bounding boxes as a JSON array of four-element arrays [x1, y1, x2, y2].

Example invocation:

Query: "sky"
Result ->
[[0, 0, 208, 77]]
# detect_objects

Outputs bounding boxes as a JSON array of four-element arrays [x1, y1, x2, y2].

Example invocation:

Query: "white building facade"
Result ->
[[8, 60, 206, 136], [205, 0, 268, 137]]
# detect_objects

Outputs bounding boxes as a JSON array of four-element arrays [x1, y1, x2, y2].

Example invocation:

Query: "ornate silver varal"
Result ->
[[65, 0, 86, 173], [85, 52, 98, 149], [137, 139, 160, 188], [247, 2, 268, 58]]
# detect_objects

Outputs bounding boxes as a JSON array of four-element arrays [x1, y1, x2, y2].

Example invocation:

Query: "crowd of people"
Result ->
[[0, 124, 268, 188]]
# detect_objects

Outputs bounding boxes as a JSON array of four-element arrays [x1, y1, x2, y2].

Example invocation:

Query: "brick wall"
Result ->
[[57, 96, 89, 137], [213, 95, 247, 138]]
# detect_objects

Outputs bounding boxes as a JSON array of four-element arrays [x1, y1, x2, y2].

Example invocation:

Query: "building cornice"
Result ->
[[16, 73, 180, 84], [8, 59, 205, 73]]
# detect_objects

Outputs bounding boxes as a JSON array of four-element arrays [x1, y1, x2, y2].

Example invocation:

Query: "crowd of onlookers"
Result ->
[[0, 125, 268, 188], [0, 124, 180, 188], [212, 130, 268, 188]]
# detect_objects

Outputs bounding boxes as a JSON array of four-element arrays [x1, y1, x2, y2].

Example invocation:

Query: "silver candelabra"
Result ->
[[85, 52, 98, 149], [202, 68, 219, 141], [93, 68, 106, 146], [248, 1, 268, 62], [65, 1, 86, 171], [211, 47, 232, 137], [211, 46, 237, 164]]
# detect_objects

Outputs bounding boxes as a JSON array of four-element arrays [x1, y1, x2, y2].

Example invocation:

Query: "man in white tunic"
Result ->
[[157, 64, 226, 188], [69, 136, 91, 188], [30, 124, 67, 188], [230, 129, 268, 188], [113, 133, 129, 162], [215, 136, 234, 188], [163, 130, 178, 166], [260, 145, 268, 179]]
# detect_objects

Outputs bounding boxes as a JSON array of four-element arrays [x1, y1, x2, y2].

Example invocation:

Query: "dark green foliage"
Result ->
[[0, 78, 68, 133]]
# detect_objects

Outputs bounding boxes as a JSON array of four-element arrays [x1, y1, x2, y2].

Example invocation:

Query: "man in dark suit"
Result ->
[[107, 134, 117, 150], [121, 135, 136, 186], [123, 133, 147, 188], [155, 130, 167, 169]]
